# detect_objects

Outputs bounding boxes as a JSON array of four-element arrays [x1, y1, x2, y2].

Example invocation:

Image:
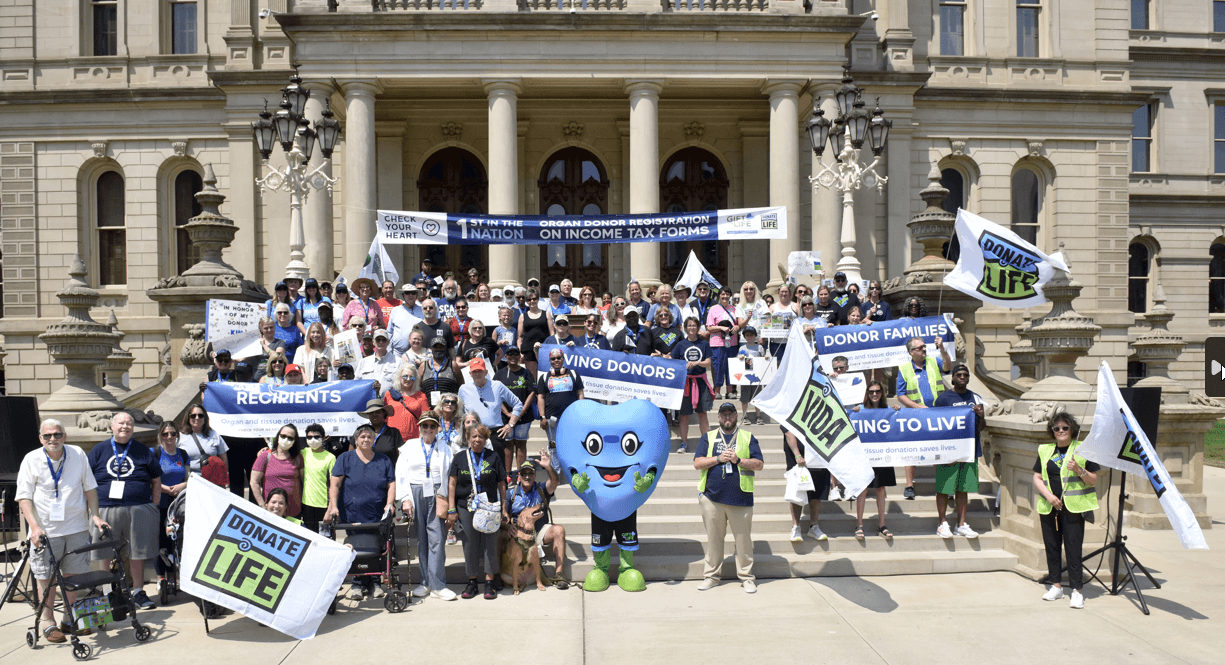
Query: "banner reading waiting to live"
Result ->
[[202, 381, 375, 438], [851, 406, 977, 467], [375, 206, 787, 246], [540, 344, 685, 410]]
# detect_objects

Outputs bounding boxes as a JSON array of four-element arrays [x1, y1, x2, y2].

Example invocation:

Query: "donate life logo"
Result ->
[[976, 230, 1041, 301], [192, 505, 310, 613], [785, 359, 857, 462], [1116, 409, 1166, 499]]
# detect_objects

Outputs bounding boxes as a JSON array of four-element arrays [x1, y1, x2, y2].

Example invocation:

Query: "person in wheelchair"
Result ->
[[16, 419, 109, 644]]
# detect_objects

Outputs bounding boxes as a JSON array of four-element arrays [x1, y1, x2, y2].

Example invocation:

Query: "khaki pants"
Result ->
[[698, 494, 754, 582]]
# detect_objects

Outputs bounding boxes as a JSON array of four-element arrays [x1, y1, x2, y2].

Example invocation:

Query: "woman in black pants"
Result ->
[[444, 424, 507, 600], [1033, 412, 1099, 609]]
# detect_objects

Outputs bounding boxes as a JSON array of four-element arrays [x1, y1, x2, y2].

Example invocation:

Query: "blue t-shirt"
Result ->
[[299, 297, 333, 326], [158, 448, 190, 509], [934, 389, 984, 458], [694, 430, 763, 508], [860, 299, 891, 322], [88, 438, 162, 507], [508, 480, 551, 532], [646, 303, 682, 326], [332, 450, 394, 524], [895, 356, 946, 407], [275, 323, 304, 360], [546, 301, 571, 316], [575, 333, 611, 350], [493, 326, 518, 355], [671, 337, 712, 376]]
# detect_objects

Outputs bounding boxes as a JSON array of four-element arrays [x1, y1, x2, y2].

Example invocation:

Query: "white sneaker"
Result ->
[[954, 523, 979, 539], [828, 487, 843, 502], [411, 585, 429, 598], [698, 577, 720, 591], [806, 525, 828, 541], [1069, 590, 1084, 609], [431, 587, 458, 601], [1042, 585, 1065, 601], [742, 579, 757, 594], [789, 526, 803, 542], [937, 521, 953, 539], [372, 584, 387, 599], [346, 584, 365, 600]]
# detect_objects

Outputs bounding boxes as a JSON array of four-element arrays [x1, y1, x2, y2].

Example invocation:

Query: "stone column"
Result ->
[[303, 81, 336, 280], [626, 79, 664, 289], [339, 79, 382, 282], [485, 79, 524, 290], [376, 120, 406, 279], [886, 125, 913, 278], [807, 84, 841, 282], [763, 79, 805, 291], [738, 120, 770, 290]]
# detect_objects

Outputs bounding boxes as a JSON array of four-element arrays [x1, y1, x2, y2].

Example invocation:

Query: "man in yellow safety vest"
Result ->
[[694, 402, 764, 594], [895, 335, 952, 499]]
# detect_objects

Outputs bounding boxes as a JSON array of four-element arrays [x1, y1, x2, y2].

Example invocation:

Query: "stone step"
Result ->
[[542, 509, 1000, 536], [543, 494, 999, 519], [551, 477, 997, 503]]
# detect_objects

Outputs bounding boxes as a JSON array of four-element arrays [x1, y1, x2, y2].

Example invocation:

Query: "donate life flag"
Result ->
[[944, 209, 1071, 308], [752, 324, 875, 498], [673, 250, 723, 292], [358, 235, 400, 287], [180, 474, 355, 639], [202, 381, 375, 438], [1078, 363, 1208, 550], [540, 344, 686, 410]]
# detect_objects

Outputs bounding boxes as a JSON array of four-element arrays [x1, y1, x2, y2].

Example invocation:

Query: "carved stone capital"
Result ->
[[441, 121, 463, 142], [91, 141, 108, 159], [683, 121, 705, 142], [562, 121, 584, 142]]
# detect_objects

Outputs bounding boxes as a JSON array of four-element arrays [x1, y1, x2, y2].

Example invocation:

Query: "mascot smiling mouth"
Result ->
[[570, 464, 660, 487]]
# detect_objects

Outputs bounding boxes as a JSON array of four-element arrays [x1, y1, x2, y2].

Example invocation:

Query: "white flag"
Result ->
[[359, 235, 400, 287], [673, 250, 722, 293], [1078, 363, 1208, 550], [944, 209, 1071, 308], [752, 323, 875, 498], [179, 474, 357, 639]]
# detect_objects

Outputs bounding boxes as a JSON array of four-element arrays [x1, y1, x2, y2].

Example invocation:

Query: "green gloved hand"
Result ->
[[633, 471, 656, 494], [571, 471, 591, 493]]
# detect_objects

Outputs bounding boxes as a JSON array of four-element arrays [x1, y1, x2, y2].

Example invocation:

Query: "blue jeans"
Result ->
[[711, 346, 729, 388]]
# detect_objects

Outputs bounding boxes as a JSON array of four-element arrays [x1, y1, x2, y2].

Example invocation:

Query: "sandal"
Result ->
[[878, 526, 893, 540], [855, 526, 865, 540]]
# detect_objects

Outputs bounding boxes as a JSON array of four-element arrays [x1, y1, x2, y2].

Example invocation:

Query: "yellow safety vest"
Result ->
[[1036, 441, 1099, 515], [697, 429, 755, 494], [899, 357, 945, 406]]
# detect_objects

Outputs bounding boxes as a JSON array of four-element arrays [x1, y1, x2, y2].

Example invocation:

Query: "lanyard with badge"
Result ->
[[421, 439, 439, 491], [108, 438, 132, 500], [467, 448, 488, 498], [45, 451, 67, 521], [719, 430, 736, 476]]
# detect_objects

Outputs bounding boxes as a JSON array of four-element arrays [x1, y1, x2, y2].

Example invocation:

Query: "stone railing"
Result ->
[[374, 0, 483, 9], [366, 0, 779, 10], [519, 0, 626, 9], [667, 0, 769, 11]]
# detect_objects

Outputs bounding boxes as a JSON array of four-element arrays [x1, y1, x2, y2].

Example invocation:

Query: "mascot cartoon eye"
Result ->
[[621, 432, 641, 456], [583, 432, 603, 455]]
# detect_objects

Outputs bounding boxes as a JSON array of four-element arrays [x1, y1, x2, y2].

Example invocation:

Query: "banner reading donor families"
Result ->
[[814, 314, 959, 373], [180, 474, 355, 639], [375, 206, 787, 246], [540, 344, 685, 410], [851, 406, 976, 467], [202, 381, 374, 438]]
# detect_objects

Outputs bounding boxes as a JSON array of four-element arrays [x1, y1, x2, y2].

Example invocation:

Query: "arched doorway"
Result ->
[[659, 147, 729, 286], [538, 147, 609, 291], [416, 147, 488, 278]]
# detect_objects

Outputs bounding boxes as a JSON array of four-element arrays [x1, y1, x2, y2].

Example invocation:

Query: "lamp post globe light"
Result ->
[[808, 70, 891, 285], [252, 66, 341, 283]]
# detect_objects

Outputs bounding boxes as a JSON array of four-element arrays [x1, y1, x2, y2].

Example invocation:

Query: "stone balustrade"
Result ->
[[363, 0, 780, 11]]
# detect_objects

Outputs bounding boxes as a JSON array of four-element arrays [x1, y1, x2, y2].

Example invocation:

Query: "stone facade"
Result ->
[[0, 0, 1221, 405]]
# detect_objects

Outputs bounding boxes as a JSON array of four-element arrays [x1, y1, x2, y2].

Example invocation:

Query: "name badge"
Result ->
[[431, 391, 442, 405], [108, 480, 126, 501], [49, 497, 66, 522]]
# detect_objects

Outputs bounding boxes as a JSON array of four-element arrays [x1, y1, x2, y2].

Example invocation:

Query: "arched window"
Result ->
[[174, 169, 203, 274], [96, 170, 126, 285], [538, 147, 609, 290], [940, 167, 965, 262], [1210, 242, 1225, 314], [1011, 168, 1040, 245], [1128, 241, 1150, 314], [659, 147, 729, 285], [416, 147, 487, 276]]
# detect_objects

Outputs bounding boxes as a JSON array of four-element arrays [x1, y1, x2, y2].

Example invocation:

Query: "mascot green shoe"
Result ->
[[584, 550, 612, 592], [616, 551, 646, 592]]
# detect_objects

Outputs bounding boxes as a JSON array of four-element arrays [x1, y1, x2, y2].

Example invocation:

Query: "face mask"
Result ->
[[432, 349, 447, 360], [277, 435, 295, 451], [306, 436, 324, 450]]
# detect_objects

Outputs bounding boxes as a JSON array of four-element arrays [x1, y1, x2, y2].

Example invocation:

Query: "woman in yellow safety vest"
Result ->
[[1032, 412, 1099, 609]]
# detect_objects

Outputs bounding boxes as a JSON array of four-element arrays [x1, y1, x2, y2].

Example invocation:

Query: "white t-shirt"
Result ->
[[15, 445, 97, 538], [395, 436, 454, 499], [181, 429, 229, 473]]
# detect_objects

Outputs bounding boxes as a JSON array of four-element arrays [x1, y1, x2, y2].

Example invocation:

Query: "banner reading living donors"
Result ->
[[814, 314, 959, 373], [180, 474, 355, 639], [851, 406, 976, 467], [540, 344, 685, 410], [375, 206, 787, 246], [202, 381, 374, 438]]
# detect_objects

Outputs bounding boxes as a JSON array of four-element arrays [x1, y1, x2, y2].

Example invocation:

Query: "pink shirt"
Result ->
[[253, 451, 302, 517], [342, 298, 386, 330], [706, 304, 737, 348]]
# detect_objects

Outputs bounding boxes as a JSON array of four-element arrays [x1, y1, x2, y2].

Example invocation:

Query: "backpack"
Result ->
[[201, 455, 228, 488]]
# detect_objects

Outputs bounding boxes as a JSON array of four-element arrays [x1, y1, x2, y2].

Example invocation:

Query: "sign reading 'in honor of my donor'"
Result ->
[[1204, 337, 1225, 398]]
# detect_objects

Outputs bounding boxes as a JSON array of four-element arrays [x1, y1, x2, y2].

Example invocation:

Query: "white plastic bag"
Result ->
[[784, 465, 816, 505]]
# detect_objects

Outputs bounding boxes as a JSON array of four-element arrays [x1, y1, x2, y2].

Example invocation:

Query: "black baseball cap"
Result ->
[[718, 402, 738, 414]]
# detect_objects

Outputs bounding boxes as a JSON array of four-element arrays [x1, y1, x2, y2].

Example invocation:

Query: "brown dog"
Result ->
[[500, 505, 547, 594]]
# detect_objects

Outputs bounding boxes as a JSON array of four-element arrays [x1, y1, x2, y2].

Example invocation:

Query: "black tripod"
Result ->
[[1079, 471, 1161, 615]]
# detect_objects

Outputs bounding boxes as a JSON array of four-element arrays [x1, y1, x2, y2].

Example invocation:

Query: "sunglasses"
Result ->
[[271, 360, 286, 364], [867, 389, 883, 394], [40, 432, 66, 440], [306, 435, 324, 441], [550, 356, 565, 361], [442, 399, 457, 406], [1052, 426, 1070, 432], [189, 413, 206, 420], [420, 423, 439, 430], [160, 432, 179, 438], [833, 366, 847, 372]]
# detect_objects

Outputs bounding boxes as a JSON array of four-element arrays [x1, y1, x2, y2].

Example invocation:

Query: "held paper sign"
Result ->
[[332, 329, 361, 366], [207, 300, 264, 341], [728, 357, 777, 386]]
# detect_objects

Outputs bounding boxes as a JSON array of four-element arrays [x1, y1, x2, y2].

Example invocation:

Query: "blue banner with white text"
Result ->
[[202, 381, 376, 439], [814, 314, 959, 373], [851, 406, 976, 466], [539, 344, 686, 410], [375, 206, 787, 246]]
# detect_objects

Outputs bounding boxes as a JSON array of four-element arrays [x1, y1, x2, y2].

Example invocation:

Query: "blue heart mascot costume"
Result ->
[[556, 399, 670, 592]]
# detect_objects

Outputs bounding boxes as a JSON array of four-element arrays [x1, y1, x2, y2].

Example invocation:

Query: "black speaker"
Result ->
[[0, 395, 42, 475], [1118, 387, 1160, 444]]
